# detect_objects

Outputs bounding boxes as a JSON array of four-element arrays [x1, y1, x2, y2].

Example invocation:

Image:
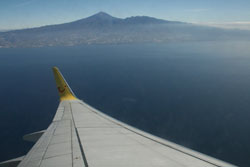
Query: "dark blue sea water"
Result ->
[[0, 41, 250, 166]]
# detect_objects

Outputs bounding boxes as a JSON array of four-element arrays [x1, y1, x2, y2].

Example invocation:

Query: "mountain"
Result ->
[[0, 12, 250, 48]]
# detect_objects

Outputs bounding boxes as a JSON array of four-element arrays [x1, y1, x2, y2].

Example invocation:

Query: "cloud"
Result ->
[[194, 21, 250, 30]]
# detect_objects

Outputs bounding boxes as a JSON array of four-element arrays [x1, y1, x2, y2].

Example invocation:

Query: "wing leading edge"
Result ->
[[0, 67, 237, 167]]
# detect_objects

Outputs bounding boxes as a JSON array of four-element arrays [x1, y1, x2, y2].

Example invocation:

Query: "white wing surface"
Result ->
[[1, 67, 237, 167]]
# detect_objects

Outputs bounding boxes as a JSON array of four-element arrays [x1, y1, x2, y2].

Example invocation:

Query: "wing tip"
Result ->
[[52, 66, 59, 72], [52, 67, 78, 101]]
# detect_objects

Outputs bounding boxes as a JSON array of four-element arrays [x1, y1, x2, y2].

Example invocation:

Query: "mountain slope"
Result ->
[[0, 12, 249, 48]]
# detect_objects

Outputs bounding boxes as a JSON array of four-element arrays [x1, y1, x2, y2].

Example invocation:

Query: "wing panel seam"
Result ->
[[69, 102, 88, 167]]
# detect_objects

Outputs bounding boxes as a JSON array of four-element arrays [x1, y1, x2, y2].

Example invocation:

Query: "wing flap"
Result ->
[[0, 156, 25, 167], [23, 130, 45, 142]]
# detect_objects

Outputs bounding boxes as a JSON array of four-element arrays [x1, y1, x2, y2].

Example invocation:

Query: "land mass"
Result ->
[[0, 12, 250, 48]]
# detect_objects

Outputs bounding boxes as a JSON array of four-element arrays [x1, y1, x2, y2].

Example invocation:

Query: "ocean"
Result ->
[[0, 41, 250, 166]]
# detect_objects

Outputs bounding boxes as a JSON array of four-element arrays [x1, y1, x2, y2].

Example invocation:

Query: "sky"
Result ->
[[0, 0, 250, 30]]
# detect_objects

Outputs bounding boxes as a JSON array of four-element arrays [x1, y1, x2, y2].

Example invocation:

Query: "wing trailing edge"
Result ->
[[0, 156, 25, 167], [23, 130, 45, 142]]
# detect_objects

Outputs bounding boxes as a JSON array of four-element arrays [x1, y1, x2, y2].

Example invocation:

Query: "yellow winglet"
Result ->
[[52, 67, 77, 101]]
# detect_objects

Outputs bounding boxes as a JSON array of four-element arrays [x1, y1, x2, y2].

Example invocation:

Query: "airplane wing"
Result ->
[[0, 67, 237, 167]]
